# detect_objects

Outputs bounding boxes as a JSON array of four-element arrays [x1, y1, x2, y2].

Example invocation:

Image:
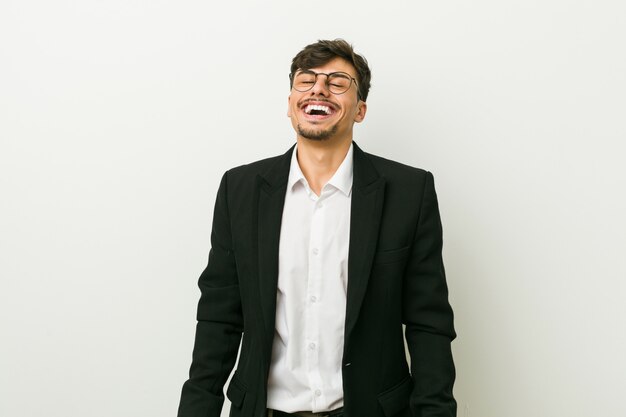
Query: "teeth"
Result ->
[[304, 104, 332, 115]]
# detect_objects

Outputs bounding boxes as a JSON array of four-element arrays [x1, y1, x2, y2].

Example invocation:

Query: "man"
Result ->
[[178, 39, 456, 417]]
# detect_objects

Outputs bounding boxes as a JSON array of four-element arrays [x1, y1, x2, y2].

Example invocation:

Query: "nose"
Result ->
[[309, 73, 331, 97]]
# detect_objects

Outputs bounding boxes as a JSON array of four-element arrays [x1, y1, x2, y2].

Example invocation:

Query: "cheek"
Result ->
[[344, 104, 358, 119]]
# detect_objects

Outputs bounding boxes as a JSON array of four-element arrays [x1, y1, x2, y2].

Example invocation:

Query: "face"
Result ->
[[287, 57, 367, 143]]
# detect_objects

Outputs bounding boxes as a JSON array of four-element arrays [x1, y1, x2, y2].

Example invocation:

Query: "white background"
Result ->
[[1, 1, 625, 416]]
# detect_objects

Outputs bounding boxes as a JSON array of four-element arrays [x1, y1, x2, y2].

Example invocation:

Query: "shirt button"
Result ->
[[318, 202, 324, 208], [309, 342, 316, 350], [310, 295, 317, 303], [312, 248, 319, 255], [314, 389, 322, 397]]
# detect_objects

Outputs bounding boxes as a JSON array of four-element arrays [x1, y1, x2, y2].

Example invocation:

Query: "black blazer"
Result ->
[[178, 141, 456, 417]]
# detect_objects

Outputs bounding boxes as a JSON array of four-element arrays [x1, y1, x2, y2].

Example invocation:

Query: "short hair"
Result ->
[[290, 39, 372, 102]]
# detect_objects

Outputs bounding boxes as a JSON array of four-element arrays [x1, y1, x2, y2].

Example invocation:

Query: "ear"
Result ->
[[287, 95, 292, 117], [354, 101, 367, 123]]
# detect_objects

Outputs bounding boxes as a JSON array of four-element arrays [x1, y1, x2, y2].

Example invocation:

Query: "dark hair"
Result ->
[[290, 39, 371, 102]]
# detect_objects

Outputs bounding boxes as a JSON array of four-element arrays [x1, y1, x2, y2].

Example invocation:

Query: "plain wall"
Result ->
[[1, 1, 625, 416]]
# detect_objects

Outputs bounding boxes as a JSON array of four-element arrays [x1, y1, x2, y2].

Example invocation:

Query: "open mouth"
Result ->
[[300, 102, 337, 119]]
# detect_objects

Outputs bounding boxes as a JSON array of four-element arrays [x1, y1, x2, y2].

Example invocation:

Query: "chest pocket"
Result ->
[[373, 245, 410, 265]]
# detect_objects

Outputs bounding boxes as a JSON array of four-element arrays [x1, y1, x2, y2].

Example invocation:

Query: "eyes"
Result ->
[[299, 80, 344, 88]]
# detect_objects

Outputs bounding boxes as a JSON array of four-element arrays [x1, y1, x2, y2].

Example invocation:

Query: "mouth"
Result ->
[[300, 101, 337, 120]]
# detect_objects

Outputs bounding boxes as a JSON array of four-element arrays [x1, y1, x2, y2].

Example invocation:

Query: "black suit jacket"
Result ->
[[178, 141, 456, 417]]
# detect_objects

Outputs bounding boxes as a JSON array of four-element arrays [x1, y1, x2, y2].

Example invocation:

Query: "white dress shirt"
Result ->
[[266, 142, 353, 412]]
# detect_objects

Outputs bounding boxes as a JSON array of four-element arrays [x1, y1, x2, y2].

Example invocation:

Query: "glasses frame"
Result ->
[[290, 70, 361, 101]]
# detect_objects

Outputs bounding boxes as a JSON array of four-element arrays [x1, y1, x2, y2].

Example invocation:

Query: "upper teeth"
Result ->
[[305, 104, 331, 114]]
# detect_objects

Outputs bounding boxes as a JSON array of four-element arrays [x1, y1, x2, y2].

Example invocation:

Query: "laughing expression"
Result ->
[[287, 57, 367, 142]]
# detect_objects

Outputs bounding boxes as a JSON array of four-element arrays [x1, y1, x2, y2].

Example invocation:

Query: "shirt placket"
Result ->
[[305, 188, 326, 410]]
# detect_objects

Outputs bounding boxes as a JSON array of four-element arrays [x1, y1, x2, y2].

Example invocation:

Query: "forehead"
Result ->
[[302, 57, 357, 78]]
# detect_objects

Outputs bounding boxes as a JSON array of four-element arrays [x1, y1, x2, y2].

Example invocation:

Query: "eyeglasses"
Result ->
[[290, 70, 360, 99]]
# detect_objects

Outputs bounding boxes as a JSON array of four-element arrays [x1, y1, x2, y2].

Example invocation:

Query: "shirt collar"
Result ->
[[287, 142, 354, 197]]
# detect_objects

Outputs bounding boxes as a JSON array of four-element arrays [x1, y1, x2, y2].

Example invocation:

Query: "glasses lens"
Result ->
[[293, 72, 316, 92], [291, 71, 354, 94], [327, 73, 352, 94]]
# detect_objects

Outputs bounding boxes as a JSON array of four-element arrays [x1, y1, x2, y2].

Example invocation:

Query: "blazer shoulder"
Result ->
[[226, 154, 283, 177], [364, 151, 431, 184], [221, 151, 289, 191]]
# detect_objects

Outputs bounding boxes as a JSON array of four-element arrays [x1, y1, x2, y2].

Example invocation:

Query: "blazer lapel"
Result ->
[[344, 141, 386, 347], [256, 145, 293, 351]]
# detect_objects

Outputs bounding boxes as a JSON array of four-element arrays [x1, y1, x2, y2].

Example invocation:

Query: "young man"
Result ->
[[178, 39, 456, 417]]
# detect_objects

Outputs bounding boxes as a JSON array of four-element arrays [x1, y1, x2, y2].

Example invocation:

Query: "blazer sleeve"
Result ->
[[178, 171, 243, 417], [402, 171, 457, 417]]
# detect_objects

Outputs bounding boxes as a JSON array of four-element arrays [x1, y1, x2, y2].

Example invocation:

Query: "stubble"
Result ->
[[296, 122, 339, 141]]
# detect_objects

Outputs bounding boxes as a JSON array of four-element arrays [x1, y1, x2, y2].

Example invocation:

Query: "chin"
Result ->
[[297, 123, 338, 141]]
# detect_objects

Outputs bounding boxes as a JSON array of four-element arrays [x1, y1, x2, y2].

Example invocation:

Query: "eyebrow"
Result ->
[[298, 69, 354, 78]]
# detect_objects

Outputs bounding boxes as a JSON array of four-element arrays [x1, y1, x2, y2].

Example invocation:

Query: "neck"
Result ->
[[295, 136, 352, 196]]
